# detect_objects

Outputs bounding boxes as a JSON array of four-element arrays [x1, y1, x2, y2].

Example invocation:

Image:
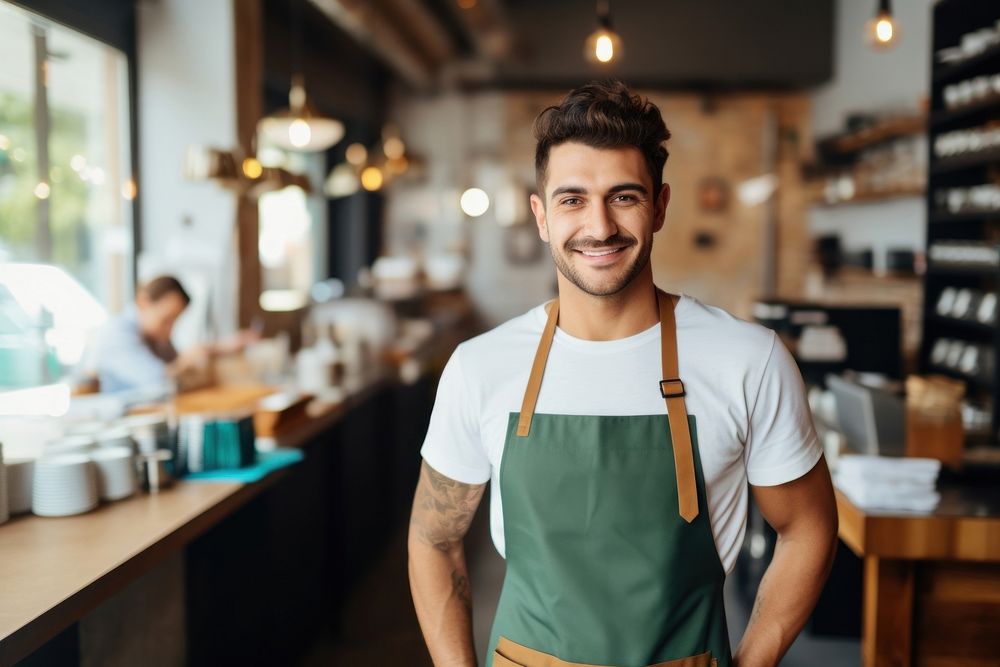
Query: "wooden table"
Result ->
[[836, 486, 1000, 666]]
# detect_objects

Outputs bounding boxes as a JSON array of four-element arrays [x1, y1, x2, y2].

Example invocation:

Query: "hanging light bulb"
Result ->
[[257, 2, 343, 152], [584, 0, 623, 64], [867, 0, 897, 49], [258, 75, 344, 152]]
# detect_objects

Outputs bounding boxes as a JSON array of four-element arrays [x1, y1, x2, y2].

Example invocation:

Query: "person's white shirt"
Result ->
[[421, 293, 822, 573], [91, 307, 176, 397]]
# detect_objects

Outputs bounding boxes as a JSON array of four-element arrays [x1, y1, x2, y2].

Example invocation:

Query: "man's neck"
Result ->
[[554, 270, 659, 341]]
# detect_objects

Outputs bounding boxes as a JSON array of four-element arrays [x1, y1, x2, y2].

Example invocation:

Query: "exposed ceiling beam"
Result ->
[[307, 0, 435, 89], [443, 0, 512, 61], [307, 0, 468, 90]]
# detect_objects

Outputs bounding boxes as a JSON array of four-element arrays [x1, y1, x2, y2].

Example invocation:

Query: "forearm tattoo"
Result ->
[[451, 570, 472, 611], [411, 462, 486, 552]]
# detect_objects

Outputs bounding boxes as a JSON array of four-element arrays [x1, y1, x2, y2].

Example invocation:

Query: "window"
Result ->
[[256, 149, 327, 312], [0, 1, 133, 385]]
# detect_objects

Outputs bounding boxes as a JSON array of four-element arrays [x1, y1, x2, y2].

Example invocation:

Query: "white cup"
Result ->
[[5, 458, 35, 515], [89, 447, 138, 501]]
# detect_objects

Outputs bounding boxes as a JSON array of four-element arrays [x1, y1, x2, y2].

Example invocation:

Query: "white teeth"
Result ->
[[580, 247, 621, 257]]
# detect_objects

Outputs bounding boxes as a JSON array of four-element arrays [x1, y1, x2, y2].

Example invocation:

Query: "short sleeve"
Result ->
[[420, 346, 491, 485], [94, 318, 171, 395], [744, 332, 823, 487]]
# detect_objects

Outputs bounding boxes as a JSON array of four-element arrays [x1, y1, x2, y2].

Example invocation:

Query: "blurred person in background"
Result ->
[[91, 275, 254, 396]]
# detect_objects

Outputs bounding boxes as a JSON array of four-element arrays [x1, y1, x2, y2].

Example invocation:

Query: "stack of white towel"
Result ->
[[835, 455, 942, 513]]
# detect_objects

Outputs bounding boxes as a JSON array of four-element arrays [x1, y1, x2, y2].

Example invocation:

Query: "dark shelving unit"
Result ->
[[929, 210, 1000, 224], [921, 0, 1000, 448]]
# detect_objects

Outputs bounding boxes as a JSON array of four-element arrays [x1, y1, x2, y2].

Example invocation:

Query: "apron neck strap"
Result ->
[[516, 288, 700, 523], [657, 289, 699, 522], [515, 298, 560, 438]]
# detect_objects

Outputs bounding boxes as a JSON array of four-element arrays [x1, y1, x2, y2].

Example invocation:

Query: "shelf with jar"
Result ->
[[921, 0, 1000, 452], [921, 1, 1000, 450], [804, 113, 927, 208]]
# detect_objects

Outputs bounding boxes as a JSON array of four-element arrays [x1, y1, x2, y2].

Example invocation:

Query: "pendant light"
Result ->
[[257, 0, 344, 152], [867, 0, 897, 49], [584, 0, 623, 64]]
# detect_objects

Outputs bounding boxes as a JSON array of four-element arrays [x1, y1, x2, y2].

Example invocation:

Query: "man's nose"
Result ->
[[582, 201, 618, 242]]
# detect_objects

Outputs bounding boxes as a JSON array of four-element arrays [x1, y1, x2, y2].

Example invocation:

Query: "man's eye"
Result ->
[[612, 194, 636, 203], [561, 197, 582, 206]]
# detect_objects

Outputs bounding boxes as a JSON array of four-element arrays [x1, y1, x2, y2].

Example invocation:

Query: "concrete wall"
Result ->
[[136, 0, 239, 346], [807, 0, 936, 271]]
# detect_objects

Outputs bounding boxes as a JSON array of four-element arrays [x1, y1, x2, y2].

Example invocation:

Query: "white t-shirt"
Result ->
[[420, 294, 822, 573]]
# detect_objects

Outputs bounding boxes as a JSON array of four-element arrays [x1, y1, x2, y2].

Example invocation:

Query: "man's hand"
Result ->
[[734, 456, 838, 666], [408, 461, 487, 666]]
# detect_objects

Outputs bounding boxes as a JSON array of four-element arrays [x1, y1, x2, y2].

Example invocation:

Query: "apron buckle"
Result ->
[[659, 378, 685, 398]]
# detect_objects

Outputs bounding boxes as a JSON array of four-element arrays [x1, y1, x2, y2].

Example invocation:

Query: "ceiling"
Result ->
[[303, 0, 834, 92]]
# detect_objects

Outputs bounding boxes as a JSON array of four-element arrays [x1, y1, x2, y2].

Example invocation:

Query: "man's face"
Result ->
[[530, 142, 669, 297], [136, 291, 187, 344]]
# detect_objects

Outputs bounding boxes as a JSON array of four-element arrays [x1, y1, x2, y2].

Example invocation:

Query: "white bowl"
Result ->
[[89, 447, 137, 501]]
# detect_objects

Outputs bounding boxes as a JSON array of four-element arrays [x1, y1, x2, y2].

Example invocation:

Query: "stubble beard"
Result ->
[[550, 234, 652, 297]]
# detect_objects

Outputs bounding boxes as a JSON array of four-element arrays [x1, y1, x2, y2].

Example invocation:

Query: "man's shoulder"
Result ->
[[460, 303, 547, 353], [453, 304, 547, 373], [678, 295, 776, 360]]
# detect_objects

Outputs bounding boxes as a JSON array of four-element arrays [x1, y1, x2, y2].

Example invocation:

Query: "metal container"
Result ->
[[137, 449, 174, 493]]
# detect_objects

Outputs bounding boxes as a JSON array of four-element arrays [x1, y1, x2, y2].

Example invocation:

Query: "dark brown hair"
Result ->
[[534, 79, 670, 198], [140, 275, 190, 305]]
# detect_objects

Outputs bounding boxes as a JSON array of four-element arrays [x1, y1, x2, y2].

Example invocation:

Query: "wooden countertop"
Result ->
[[0, 374, 390, 666], [0, 479, 284, 666], [836, 487, 1000, 561], [0, 308, 479, 665]]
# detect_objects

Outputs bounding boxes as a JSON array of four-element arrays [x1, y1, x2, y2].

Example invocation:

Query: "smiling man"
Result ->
[[408, 80, 837, 667]]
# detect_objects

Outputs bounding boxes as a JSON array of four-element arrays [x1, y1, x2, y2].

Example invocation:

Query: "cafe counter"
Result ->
[[0, 369, 433, 667], [837, 481, 1000, 666]]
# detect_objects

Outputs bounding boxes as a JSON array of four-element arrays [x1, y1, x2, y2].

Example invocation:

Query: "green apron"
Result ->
[[487, 289, 731, 667]]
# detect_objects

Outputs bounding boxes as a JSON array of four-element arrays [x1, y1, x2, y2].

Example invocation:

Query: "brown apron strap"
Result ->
[[515, 289, 698, 523], [656, 289, 699, 523], [516, 299, 560, 437]]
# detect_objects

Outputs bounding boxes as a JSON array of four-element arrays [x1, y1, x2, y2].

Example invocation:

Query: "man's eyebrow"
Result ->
[[550, 185, 586, 200], [607, 182, 648, 195]]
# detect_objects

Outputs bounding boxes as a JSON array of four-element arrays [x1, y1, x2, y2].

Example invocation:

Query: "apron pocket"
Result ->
[[493, 650, 525, 667], [496, 636, 715, 667]]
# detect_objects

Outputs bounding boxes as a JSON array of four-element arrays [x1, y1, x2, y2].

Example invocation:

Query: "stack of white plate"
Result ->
[[89, 446, 137, 501], [6, 458, 35, 515], [32, 455, 99, 517]]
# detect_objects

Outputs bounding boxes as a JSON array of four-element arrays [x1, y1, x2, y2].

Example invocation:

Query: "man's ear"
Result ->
[[653, 183, 670, 234], [530, 193, 549, 243]]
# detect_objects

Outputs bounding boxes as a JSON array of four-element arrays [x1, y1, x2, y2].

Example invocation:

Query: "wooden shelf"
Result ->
[[931, 95, 1000, 128], [808, 186, 925, 208], [934, 42, 1000, 84], [818, 115, 927, 155], [926, 263, 1000, 276], [930, 210, 1000, 223], [928, 313, 997, 334], [932, 148, 1000, 174]]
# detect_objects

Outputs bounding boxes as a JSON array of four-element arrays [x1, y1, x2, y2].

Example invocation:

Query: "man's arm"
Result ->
[[408, 460, 487, 666], [734, 456, 838, 667]]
